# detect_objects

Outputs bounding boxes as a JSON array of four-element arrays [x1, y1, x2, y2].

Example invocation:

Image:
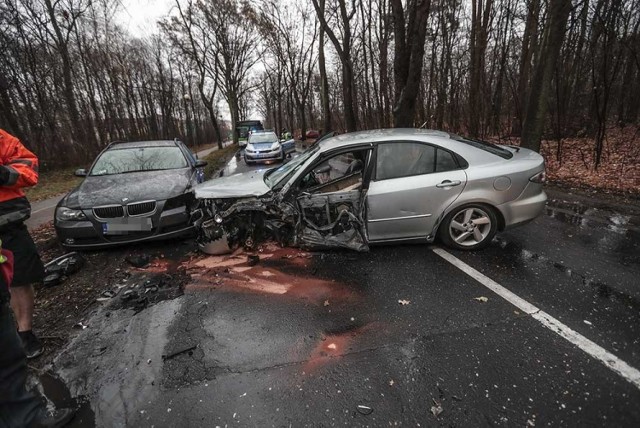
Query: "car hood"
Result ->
[[63, 169, 193, 208], [195, 169, 272, 199]]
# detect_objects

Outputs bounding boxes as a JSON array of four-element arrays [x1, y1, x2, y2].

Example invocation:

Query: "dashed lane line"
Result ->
[[432, 247, 640, 391]]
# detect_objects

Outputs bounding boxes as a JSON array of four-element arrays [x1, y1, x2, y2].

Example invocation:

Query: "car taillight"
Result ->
[[529, 170, 546, 183]]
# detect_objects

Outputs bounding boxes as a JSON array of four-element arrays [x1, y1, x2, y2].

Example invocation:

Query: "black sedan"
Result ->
[[54, 140, 207, 249]]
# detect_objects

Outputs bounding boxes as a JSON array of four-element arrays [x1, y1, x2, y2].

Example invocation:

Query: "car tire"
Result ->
[[438, 204, 498, 251]]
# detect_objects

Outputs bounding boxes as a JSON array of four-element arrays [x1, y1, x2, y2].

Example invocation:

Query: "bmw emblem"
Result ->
[[122, 197, 130, 203]]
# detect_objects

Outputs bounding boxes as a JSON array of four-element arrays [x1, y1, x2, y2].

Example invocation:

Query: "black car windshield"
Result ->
[[249, 132, 278, 143], [449, 134, 513, 159], [264, 145, 320, 189], [90, 147, 188, 176]]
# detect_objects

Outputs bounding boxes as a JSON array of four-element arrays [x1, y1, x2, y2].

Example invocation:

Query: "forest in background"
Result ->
[[1, 0, 639, 193]]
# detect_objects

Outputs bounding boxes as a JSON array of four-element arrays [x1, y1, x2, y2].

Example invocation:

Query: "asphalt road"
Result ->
[[48, 153, 640, 427]]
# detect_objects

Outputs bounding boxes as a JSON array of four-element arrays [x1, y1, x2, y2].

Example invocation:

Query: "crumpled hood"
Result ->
[[63, 169, 193, 208], [195, 169, 272, 199]]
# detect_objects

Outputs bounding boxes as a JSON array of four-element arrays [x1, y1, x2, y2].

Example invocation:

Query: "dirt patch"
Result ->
[[29, 222, 195, 369], [488, 126, 640, 196]]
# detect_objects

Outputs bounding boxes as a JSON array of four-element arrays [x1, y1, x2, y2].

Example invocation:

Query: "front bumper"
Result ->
[[244, 147, 283, 163], [55, 205, 196, 250]]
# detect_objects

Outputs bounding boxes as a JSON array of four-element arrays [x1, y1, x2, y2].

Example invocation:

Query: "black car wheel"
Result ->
[[438, 204, 498, 250]]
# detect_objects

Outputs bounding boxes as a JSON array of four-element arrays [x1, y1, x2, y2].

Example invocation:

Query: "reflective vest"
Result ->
[[0, 129, 39, 228]]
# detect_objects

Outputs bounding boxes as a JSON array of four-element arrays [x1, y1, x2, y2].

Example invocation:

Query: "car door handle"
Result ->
[[436, 180, 461, 188]]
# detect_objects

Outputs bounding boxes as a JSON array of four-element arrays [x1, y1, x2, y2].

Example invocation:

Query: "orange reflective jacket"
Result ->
[[0, 129, 39, 228]]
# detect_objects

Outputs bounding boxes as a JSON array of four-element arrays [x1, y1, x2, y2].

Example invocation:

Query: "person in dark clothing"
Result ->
[[0, 128, 46, 358], [0, 241, 75, 427]]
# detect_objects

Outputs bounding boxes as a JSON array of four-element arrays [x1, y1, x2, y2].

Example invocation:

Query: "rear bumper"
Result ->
[[497, 183, 547, 229]]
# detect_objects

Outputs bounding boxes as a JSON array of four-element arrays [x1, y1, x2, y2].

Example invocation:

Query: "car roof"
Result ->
[[317, 128, 515, 165], [319, 129, 453, 150], [107, 140, 180, 150]]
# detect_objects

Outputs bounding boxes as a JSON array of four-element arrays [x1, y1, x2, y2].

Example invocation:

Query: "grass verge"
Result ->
[[202, 144, 239, 179], [24, 167, 83, 202]]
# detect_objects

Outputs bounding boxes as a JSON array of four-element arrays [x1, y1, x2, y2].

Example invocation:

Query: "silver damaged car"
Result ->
[[194, 129, 547, 252]]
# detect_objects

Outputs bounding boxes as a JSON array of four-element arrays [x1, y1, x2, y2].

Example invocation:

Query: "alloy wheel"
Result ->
[[448, 207, 493, 247]]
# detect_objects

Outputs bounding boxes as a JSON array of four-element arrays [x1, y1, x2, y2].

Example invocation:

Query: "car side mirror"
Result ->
[[194, 160, 208, 168], [74, 169, 87, 177]]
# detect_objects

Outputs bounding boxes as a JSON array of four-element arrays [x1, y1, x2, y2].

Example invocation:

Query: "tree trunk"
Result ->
[[318, 0, 332, 133], [521, 0, 572, 152], [391, 0, 432, 128]]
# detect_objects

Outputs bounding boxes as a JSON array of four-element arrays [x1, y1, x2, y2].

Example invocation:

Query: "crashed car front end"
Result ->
[[193, 167, 369, 254]]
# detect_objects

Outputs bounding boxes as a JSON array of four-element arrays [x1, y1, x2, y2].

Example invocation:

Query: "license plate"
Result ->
[[256, 153, 271, 158], [102, 218, 153, 235]]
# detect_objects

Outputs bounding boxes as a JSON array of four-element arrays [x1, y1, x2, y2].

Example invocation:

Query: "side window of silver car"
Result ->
[[376, 142, 436, 180]]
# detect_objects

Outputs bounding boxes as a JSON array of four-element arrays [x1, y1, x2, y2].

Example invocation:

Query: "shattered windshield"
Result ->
[[90, 147, 187, 176], [264, 145, 320, 189]]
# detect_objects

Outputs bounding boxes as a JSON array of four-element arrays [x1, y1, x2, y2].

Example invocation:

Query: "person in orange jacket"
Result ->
[[0, 128, 46, 358]]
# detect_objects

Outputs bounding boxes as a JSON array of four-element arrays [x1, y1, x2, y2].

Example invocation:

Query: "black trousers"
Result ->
[[0, 302, 43, 427]]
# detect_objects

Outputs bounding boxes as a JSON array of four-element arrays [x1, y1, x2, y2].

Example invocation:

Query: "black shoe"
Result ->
[[32, 408, 76, 428], [19, 330, 44, 359]]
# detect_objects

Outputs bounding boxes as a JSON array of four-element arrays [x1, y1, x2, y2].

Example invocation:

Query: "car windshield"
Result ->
[[264, 145, 320, 189], [90, 146, 188, 176], [449, 134, 513, 159], [249, 133, 278, 143]]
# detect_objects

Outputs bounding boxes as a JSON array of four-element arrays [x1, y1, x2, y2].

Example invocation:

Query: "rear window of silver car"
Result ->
[[90, 147, 188, 176], [450, 135, 514, 159]]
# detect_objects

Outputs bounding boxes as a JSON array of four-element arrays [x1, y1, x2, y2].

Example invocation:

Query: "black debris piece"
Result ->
[[247, 255, 260, 266], [162, 345, 198, 361], [43, 252, 86, 287], [125, 254, 151, 268]]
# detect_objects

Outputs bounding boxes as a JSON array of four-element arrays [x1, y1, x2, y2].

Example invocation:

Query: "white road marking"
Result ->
[[432, 247, 640, 391]]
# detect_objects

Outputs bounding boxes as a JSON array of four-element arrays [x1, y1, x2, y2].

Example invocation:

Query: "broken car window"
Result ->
[[300, 150, 368, 193], [264, 145, 320, 189]]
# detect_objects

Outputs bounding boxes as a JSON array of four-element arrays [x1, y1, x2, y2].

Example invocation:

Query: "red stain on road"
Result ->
[[184, 245, 358, 305]]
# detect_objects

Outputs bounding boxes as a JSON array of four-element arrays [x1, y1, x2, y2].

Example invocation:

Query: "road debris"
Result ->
[[73, 322, 88, 330], [162, 344, 198, 361], [584, 320, 593, 325], [473, 296, 489, 303], [324, 300, 330, 306], [247, 255, 260, 266], [356, 405, 373, 415], [43, 252, 86, 287], [430, 399, 443, 417], [125, 254, 151, 268], [398, 299, 410, 305], [389, 380, 394, 386]]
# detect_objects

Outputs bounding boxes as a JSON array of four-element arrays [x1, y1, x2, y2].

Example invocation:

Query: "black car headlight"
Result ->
[[56, 207, 86, 221]]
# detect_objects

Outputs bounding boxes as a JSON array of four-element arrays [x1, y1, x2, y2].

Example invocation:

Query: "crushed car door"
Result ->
[[294, 148, 372, 251]]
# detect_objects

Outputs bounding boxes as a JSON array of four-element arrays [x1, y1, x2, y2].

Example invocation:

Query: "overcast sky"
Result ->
[[115, 0, 173, 37]]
